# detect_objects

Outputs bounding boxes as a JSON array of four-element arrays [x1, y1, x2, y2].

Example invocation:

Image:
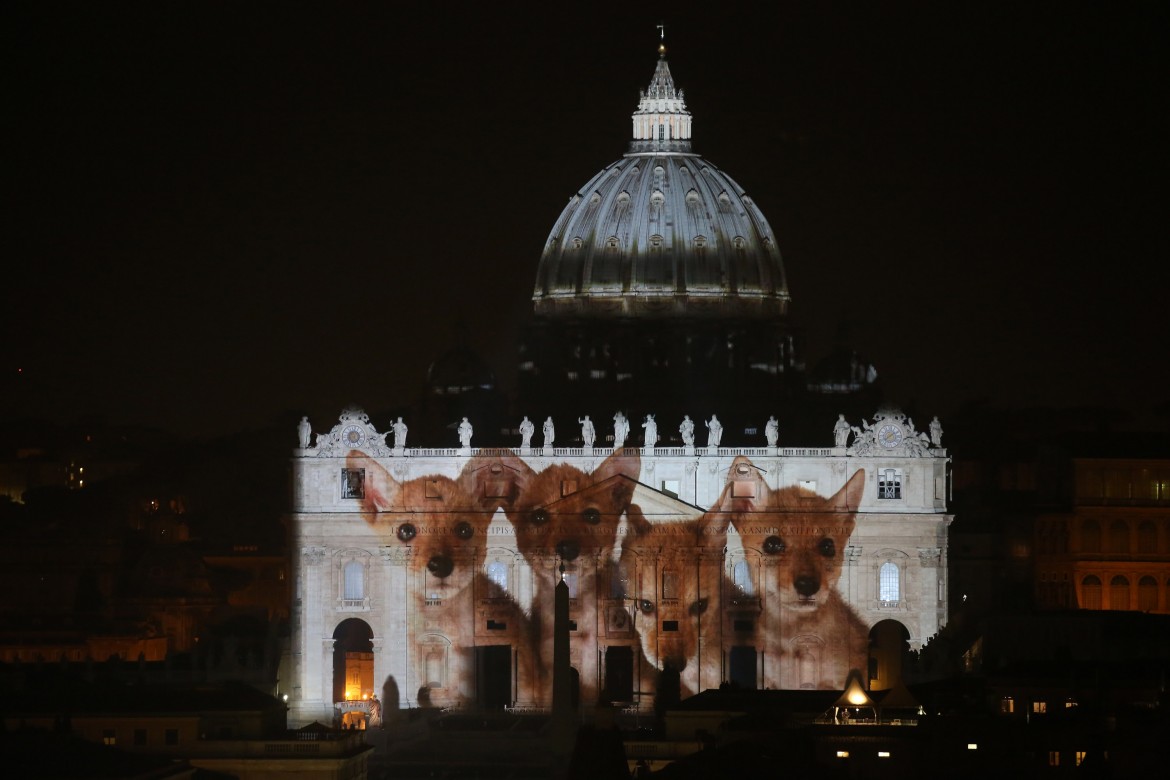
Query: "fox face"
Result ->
[[499, 451, 644, 570], [715, 456, 864, 611], [617, 514, 725, 684], [345, 451, 499, 597]]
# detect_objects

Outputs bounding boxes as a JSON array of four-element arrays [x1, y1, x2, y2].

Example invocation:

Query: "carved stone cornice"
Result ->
[[918, 547, 942, 567]]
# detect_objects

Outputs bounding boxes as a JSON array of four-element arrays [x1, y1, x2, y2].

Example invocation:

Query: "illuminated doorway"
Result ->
[[333, 618, 374, 725]]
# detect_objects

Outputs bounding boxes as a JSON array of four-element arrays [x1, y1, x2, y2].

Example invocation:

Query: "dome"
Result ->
[[532, 54, 790, 320]]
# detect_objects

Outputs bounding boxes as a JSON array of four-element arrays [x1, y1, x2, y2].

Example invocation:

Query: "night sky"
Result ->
[[7, 2, 1167, 440]]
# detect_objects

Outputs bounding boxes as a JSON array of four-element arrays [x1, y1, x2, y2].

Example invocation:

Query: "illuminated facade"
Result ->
[[1034, 457, 1170, 612], [287, 45, 950, 726], [287, 408, 951, 725]]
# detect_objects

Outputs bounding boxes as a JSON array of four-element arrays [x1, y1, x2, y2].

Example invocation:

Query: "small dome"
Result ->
[[532, 55, 790, 320]]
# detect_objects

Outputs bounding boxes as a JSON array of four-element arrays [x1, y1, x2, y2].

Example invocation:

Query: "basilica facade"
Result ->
[[287, 45, 951, 726], [288, 407, 950, 725]]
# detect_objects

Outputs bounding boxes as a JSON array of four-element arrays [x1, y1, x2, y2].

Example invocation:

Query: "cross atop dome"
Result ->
[[630, 32, 692, 154]]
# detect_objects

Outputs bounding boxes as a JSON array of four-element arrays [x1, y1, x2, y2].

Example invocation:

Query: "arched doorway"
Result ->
[[333, 618, 374, 728], [868, 619, 910, 691]]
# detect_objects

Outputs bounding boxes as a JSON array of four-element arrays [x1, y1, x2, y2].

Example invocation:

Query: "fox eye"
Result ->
[[818, 538, 836, 557], [583, 508, 601, 525], [454, 521, 474, 540], [640, 599, 655, 615], [763, 536, 786, 555], [689, 598, 708, 615], [531, 509, 549, 526], [397, 523, 417, 542]]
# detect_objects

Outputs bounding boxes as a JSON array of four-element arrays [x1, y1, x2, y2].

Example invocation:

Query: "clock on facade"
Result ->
[[877, 422, 903, 448], [342, 425, 365, 448]]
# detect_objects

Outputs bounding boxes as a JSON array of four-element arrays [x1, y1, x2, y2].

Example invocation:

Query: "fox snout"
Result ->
[[794, 572, 821, 597]]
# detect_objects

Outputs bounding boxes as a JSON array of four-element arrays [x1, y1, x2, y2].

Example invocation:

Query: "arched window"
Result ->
[[1081, 521, 1101, 553], [1081, 575, 1102, 610], [1109, 521, 1129, 554], [1138, 576, 1158, 611], [733, 560, 754, 595], [343, 561, 364, 601], [1109, 575, 1130, 610], [485, 561, 509, 593], [880, 562, 900, 603]]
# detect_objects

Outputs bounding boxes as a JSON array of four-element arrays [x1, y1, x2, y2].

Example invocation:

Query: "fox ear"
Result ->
[[829, 469, 866, 511], [592, 450, 641, 482], [345, 451, 400, 521]]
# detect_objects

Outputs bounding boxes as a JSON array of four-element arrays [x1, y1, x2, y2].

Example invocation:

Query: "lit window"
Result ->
[[878, 751, 890, 758], [967, 743, 978, 750], [1048, 751, 1060, 767], [341, 468, 365, 499], [836, 751, 849, 758], [343, 561, 365, 601], [880, 562, 900, 603], [1033, 701, 1047, 714], [1076, 751, 1087, 766], [878, 469, 902, 499], [1000, 697, 1015, 714], [102, 729, 116, 746], [733, 560, 754, 596], [486, 561, 509, 592]]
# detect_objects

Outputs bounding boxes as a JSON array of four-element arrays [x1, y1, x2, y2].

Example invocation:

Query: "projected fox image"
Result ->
[[341, 446, 869, 708], [347, 452, 533, 707], [493, 451, 645, 705], [715, 456, 868, 690]]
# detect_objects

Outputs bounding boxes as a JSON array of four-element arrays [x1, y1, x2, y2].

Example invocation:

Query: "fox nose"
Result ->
[[427, 554, 454, 578], [794, 575, 820, 597], [555, 539, 580, 561]]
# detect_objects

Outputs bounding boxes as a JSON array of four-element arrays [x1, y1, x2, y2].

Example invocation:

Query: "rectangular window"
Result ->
[[486, 619, 507, 630], [165, 728, 179, 746], [1075, 751, 1087, 766], [1000, 697, 1015, 714], [133, 728, 147, 746], [662, 570, 678, 600], [733, 619, 754, 633], [343, 561, 365, 601], [1048, 751, 1060, 767], [878, 469, 902, 499], [102, 729, 116, 746], [661, 620, 679, 632], [1033, 701, 1047, 714], [341, 468, 365, 499]]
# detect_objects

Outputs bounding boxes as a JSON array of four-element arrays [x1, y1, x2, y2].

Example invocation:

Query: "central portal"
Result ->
[[476, 645, 512, 710]]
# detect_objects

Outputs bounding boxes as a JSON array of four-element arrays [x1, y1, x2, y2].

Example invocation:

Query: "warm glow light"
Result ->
[[847, 691, 868, 705], [878, 751, 891, 758], [967, 743, 978, 750], [836, 751, 849, 758]]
